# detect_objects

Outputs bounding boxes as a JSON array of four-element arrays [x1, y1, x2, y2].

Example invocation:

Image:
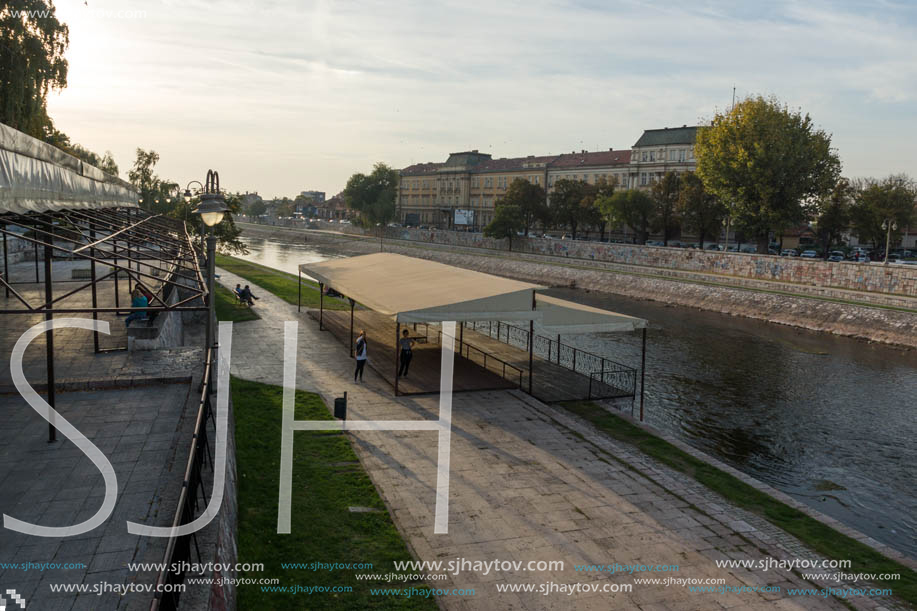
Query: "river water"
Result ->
[[236, 234, 917, 559]]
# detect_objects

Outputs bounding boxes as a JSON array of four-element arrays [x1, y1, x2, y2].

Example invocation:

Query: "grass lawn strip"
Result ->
[[233, 377, 437, 610], [214, 284, 260, 322], [559, 400, 917, 607], [215, 253, 350, 310]]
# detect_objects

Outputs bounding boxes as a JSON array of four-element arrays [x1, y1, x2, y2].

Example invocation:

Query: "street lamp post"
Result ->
[[882, 218, 898, 265], [184, 180, 206, 254], [193, 171, 228, 393], [721, 215, 731, 252], [376, 223, 383, 252]]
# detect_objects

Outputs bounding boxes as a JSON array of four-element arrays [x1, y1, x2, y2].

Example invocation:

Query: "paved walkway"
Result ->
[[217, 267, 890, 611]]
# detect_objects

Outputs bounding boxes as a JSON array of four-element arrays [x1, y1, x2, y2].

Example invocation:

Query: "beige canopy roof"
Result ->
[[304, 252, 543, 323], [302, 253, 648, 333], [535, 293, 647, 333]]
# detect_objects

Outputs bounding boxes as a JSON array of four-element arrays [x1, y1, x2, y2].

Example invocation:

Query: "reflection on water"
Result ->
[[546, 288, 917, 559], [237, 234, 917, 558], [235, 236, 344, 278]]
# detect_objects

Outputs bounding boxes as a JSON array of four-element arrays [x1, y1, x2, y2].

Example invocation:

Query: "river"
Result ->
[[235, 234, 917, 559]]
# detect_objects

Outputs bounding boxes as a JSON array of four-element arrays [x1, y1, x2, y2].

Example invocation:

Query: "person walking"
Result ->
[[397, 328, 415, 377], [354, 329, 368, 382]]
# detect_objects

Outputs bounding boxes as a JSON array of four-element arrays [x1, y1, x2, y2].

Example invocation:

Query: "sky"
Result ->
[[46, 0, 917, 199]]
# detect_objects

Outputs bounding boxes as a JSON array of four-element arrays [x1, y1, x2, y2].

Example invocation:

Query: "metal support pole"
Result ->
[[459, 321, 464, 352], [557, 334, 561, 364], [44, 243, 56, 443], [298, 269, 302, 312], [113, 241, 120, 314], [319, 283, 324, 330], [90, 220, 99, 353], [206, 231, 217, 396], [639, 327, 647, 422], [349, 299, 355, 357], [394, 322, 400, 396], [2, 225, 8, 298], [528, 292, 535, 395], [34, 241, 39, 282]]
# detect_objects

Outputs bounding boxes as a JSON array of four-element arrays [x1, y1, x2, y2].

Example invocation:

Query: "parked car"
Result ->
[[781, 249, 798, 257], [800, 250, 818, 258], [768, 248, 779, 255], [827, 254, 844, 262], [741, 246, 757, 253], [854, 254, 870, 263], [706, 244, 724, 251]]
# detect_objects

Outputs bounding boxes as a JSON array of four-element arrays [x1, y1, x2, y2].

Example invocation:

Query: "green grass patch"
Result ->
[[214, 284, 260, 322], [559, 400, 917, 606], [233, 377, 436, 610], [215, 254, 349, 310]]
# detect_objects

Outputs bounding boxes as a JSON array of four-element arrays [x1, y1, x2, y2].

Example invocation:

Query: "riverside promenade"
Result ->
[[216, 267, 886, 611]]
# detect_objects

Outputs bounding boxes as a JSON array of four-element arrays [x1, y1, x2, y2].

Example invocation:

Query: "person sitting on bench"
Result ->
[[125, 287, 149, 326], [240, 285, 259, 306], [234, 283, 244, 300]]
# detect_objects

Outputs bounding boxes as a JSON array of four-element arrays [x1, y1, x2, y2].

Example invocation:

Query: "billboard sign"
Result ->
[[454, 209, 474, 226]]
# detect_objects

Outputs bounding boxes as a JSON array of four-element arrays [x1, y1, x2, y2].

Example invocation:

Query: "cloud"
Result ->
[[45, 0, 917, 196]]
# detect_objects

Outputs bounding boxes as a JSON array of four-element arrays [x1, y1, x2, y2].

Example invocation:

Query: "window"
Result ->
[[641, 151, 648, 162], [534, 176, 540, 185], [669, 150, 677, 161], [640, 172, 648, 186], [687, 147, 694, 160], [583, 174, 588, 182], [649, 151, 655, 161], [678, 149, 686, 162]]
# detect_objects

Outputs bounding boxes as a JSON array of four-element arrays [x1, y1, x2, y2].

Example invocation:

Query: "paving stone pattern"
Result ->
[[216, 267, 908, 611]]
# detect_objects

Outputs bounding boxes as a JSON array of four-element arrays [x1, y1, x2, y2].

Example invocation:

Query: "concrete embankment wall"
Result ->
[[259, 219, 917, 297], [241, 223, 917, 348]]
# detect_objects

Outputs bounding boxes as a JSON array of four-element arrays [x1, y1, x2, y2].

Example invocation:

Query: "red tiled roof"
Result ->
[[549, 150, 631, 168], [399, 162, 444, 176]]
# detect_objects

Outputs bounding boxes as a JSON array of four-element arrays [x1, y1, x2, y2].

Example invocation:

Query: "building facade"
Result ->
[[395, 126, 700, 229]]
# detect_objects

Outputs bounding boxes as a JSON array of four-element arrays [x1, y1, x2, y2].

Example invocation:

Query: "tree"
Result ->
[[813, 178, 853, 257], [600, 190, 655, 244], [592, 177, 617, 241], [0, 0, 69, 140], [275, 198, 295, 218], [484, 204, 524, 251], [67, 142, 119, 175], [650, 171, 682, 245], [550, 178, 596, 239], [850, 175, 916, 250], [128, 148, 162, 211], [343, 162, 399, 227], [677, 172, 726, 248], [247, 200, 267, 217], [498, 178, 547, 237], [695, 95, 842, 253]]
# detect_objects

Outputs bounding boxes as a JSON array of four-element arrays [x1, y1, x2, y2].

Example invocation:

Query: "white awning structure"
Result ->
[[301, 252, 648, 333], [0, 122, 137, 214], [535, 294, 647, 334], [304, 252, 544, 323]]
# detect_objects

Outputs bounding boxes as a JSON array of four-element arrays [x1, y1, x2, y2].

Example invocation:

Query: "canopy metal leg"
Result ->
[[319, 282, 323, 330], [349, 298, 355, 357], [90, 220, 99, 353], [44, 242, 56, 443], [2, 225, 8, 298], [394, 322, 400, 396], [297, 269, 301, 312], [640, 327, 647, 422]]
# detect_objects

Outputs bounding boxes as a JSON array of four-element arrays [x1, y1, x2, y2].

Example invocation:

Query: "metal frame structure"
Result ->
[[0, 206, 210, 441]]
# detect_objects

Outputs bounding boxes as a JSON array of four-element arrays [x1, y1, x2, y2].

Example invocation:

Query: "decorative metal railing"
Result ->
[[468, 321, 636, 400]]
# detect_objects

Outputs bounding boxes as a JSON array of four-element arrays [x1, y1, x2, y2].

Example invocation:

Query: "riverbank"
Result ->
[[237, 223, 917, 349], [214, 256, 916, 610]]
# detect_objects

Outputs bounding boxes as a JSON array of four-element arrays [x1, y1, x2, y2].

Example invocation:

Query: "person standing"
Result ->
[[354, 329, 368, 382], [397, 328, 415, 377]]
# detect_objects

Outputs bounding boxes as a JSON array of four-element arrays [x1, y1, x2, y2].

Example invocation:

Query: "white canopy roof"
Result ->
[[0, 122, 137, 214], [302, 253, 648, 333]]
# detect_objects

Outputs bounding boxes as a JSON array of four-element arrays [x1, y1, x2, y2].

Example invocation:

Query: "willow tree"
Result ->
[[0, 1, 70, 139], [695, 95, 841, 253]]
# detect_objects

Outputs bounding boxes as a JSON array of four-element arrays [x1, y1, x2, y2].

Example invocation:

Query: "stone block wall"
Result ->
[[313, 221, 917, 297]]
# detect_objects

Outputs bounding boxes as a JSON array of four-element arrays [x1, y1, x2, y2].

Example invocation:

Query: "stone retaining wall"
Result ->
[[274, 220, 917, 297], [268, 227, 917, 348]]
